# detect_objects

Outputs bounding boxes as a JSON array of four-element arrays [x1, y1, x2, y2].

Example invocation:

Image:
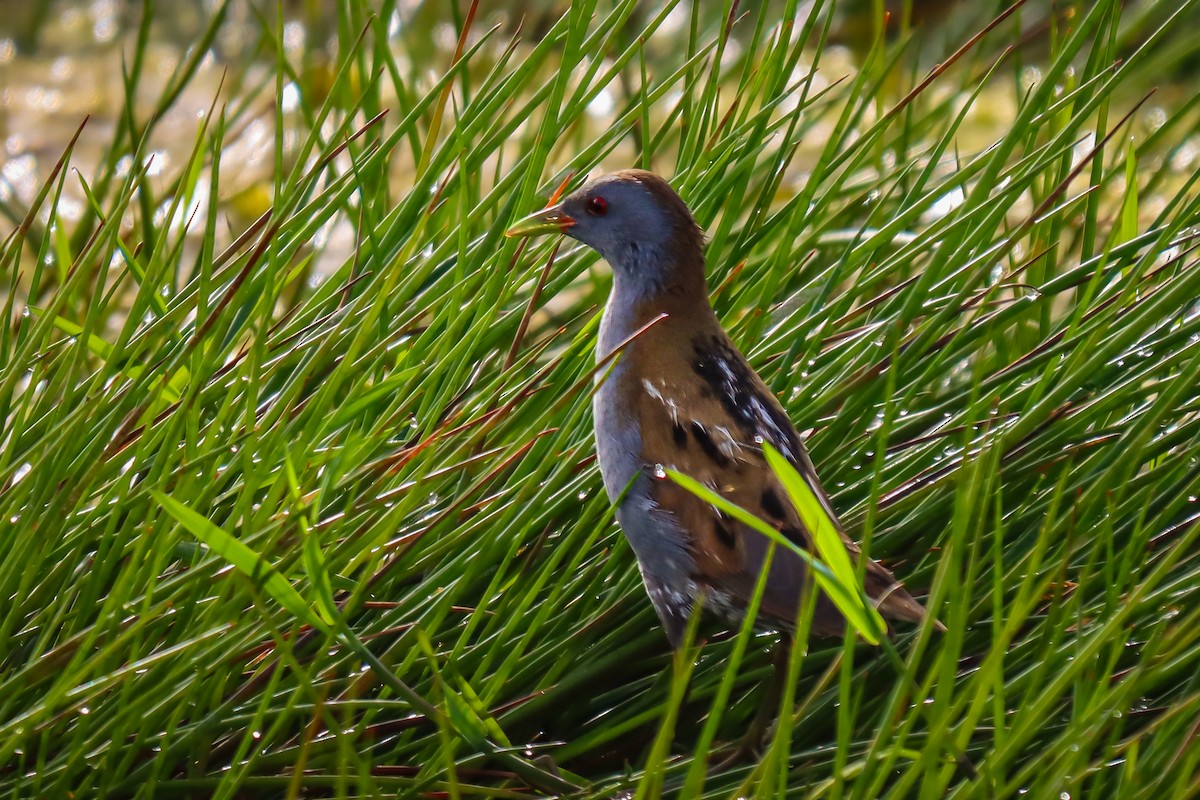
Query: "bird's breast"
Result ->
[[592, 364, 643, 503]]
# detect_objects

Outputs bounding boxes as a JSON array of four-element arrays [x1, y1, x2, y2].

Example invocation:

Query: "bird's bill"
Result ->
[[504, 205, 576, 238]]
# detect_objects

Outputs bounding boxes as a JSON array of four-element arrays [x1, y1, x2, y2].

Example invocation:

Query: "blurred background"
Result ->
[[2, 0, 1195, 286]]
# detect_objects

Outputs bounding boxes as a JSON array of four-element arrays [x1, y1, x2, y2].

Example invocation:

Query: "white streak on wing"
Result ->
[[642, 377, 680, 423], [749, 395, 795, 461], [711, 425, 741, 460], [716, 357, 739, 384]]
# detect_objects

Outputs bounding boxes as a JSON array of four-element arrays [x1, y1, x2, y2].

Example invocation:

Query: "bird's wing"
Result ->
[[634, 332, 929, 632]]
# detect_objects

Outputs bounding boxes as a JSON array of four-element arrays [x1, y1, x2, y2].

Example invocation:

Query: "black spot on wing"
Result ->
[[714, 519, 737, 548], [690, 421, 731, 467], [691, 336, 804, 462], [781, 526, 809, 549], [672, 421, 688, 448], [761, 488, 787, 520]]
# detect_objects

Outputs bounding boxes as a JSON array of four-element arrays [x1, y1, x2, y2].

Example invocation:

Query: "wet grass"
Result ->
[[2, 0, 1200, 797]]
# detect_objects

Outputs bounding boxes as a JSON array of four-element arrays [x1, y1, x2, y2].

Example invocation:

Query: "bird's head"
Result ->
[[507, 170, 705, 292]]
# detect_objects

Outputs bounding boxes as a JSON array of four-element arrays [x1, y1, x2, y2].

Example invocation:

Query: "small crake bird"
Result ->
[[506, 169, 932, 649]]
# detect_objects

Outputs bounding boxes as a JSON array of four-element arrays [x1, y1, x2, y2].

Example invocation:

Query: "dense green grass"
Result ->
[[3, 0, 1200, 797]]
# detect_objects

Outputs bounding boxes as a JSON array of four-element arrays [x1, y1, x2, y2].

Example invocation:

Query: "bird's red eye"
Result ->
[[586, 196, 608, 216]]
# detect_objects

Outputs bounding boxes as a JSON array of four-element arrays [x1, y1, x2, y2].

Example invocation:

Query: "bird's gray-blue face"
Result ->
[[554, 176, 672, 269], [506, 171, 704, 290]]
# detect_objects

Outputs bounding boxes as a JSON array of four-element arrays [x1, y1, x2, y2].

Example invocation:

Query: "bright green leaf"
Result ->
[[666, 468, 882, 645], [152, 490, 329, 634], [762, 441, 887, 641]]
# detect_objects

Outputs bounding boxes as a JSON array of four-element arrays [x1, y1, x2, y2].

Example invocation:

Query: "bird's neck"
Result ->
[[598, 255, 714, 362]]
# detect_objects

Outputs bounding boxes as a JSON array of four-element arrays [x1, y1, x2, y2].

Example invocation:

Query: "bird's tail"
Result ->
[[869, 572, 947, 633]]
